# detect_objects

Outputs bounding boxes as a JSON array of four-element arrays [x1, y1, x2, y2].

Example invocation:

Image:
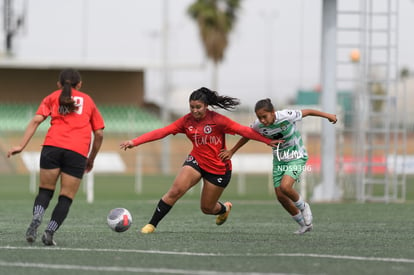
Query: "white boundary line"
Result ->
[[1, 246, 414, 264], [0, 260, 297, 275]]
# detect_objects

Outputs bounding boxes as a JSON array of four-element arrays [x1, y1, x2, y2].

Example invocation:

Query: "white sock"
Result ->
[[294, 196, 305, 211], [292, 212, 306, 226]]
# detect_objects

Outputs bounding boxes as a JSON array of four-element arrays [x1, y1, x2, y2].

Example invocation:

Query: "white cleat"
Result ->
[[301, 203, 313, 226], [294, 224, 313, 235]]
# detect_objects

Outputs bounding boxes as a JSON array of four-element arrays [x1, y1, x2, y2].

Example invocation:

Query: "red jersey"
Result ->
[[132, 109, 272, 174], [36, 89, 105, 157]]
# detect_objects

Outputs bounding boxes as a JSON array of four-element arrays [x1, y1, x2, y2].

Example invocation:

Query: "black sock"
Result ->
[[148, 199, 172, 227], [33, 188, 54, 217], [215, 202, 226, 215], [46, 195, 73, 233]]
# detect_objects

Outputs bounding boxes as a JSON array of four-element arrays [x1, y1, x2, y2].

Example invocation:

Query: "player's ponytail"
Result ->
[[58, 69, 81, 115], [255, 98, 274, 112], [189, 87, 240, 111]]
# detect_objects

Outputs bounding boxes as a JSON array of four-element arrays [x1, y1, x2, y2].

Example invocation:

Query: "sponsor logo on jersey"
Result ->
[[275, 143, 306, 161]]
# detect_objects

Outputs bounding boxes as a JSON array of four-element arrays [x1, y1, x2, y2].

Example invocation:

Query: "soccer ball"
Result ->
[[107, 208, 132, 232]]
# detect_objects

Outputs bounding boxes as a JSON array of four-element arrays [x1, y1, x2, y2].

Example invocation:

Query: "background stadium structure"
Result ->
[[334, 0, 407, 202], [0, 0, 410, 203]]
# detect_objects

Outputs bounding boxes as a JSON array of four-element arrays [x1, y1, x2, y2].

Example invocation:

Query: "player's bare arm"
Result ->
[[301, 109, 337, 124], [7, 114, 46, 158], [219, 137, 250, 161]]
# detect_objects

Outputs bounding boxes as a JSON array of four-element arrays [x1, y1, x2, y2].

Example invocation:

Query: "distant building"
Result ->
[[0, 58, 146, 106]]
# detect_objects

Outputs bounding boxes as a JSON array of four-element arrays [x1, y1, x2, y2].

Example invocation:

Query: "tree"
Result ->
[[188, 0, 241, 89]]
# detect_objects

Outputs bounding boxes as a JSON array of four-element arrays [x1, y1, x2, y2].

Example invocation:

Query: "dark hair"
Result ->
[[254, 98, 274, 112], [58, 69, 81, 115], [189, 87, 240, 111]]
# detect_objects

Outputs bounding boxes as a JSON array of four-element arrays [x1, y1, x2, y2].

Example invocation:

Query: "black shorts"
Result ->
[[183, 155, 232, 188], [40, 145, 87, 179]]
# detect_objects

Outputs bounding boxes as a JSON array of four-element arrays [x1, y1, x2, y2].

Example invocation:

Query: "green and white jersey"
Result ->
[[251, 109, 308, 162]]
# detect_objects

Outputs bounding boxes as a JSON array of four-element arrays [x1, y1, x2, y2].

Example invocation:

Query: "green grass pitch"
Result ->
[[1, 173, 414, 275]]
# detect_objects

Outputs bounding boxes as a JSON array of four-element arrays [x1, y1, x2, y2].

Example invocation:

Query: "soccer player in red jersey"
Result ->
[[7, 69, 105, 245], [120, 87, 282, 233]]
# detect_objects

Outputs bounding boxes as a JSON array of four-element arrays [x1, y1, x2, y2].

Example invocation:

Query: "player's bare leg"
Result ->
[[199, 180, 232, 225], [277, 176, 312, 234], [142, 166, 201, 234]]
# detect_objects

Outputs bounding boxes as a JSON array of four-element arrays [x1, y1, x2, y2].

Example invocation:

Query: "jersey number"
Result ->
[[73, 96, 84, 115]]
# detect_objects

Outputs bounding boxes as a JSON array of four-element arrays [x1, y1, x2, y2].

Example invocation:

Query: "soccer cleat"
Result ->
[[216, 202, 232, 225], [140, 224, 156, 234], [41, 230, 56, 246], [294, 224, 313, 235], [26, 217, 42, 243], [301, 203, 313, 226]]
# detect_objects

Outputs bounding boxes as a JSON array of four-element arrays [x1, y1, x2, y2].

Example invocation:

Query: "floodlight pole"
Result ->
[[4, 0, 13, 55], [3, 0, 25, 56], [261, 10, 278, 99], [313, 0, 341, 201]]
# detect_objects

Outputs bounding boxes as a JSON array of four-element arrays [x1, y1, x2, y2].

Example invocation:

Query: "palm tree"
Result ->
[[188, 0, 241, 90]]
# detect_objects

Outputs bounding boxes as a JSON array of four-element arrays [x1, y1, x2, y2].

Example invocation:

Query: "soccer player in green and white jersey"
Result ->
[[219, 98, 337, 234]]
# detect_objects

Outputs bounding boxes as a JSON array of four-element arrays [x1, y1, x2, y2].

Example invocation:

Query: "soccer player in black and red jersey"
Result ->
[[120, 87, 282, 234], [8, 69, 105, 245]]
